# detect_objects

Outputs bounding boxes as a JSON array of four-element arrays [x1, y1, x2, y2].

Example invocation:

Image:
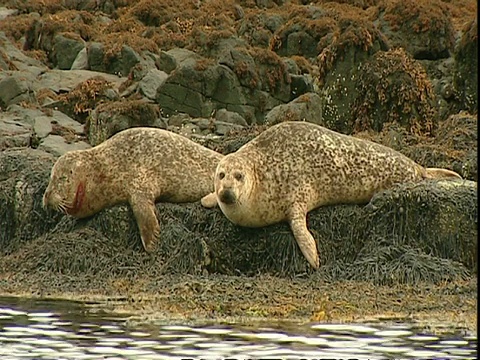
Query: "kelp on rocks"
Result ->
[[0, 147, 476, 287]]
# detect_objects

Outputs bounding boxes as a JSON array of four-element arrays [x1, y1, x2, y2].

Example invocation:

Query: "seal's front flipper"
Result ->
[[288, 208, 319, 269], [201, 192, 218, 208], [129, 192, 160, 253]]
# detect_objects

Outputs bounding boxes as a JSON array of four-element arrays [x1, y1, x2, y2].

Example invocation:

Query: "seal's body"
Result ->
[[201, 121, 461, 269], [43, 127, 223, 252]]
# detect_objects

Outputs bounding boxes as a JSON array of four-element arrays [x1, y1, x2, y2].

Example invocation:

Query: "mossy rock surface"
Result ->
[[0, 147, 476, 286]]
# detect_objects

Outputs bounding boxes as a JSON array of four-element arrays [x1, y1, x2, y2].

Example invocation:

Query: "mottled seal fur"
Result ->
[[43, 127, 223, 252], [201, 121, 462, 269]]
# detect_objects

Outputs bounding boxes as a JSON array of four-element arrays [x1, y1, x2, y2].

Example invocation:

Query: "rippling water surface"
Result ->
[[0, 296, 476, 359]]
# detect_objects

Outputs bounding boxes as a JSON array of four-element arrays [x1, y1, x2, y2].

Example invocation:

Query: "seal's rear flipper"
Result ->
[[425, 168, 462, 180], [129, 192, 160, 253]]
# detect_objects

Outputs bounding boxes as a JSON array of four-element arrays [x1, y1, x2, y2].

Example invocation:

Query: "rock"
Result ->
[[49, 110, 85, 135], [351, 48, 437, 135], [87, 42, 107, 73], [115, 45, 142, 77], [265, 92, 323, 126], [155, 48, 201, 74], [139, 69, 168, 100], [33, 116, 53, 139], [374, 1, 455, 60], [53, 33, 86, 70], [38, 135, 91, 157], [36, 69, 126, 94], [0, 32, 46, 73], [282, 58, 300, 75], [156, 61, 242, 118], [290, 74, 314, 100], [215, 108, 248, 127], [70, 47, 89, 70], [237, 12, 284, 48], [214, 121, 244, 135], [453, 19, 477, 114], [86, 100, 160, 145], [0, 73, 37, 108], [167, 113, 192, 127], [0, 7, 18, 20], [316, 14, 389, 134], [0, 148, 61, 250], [0, 113, 32, 150]]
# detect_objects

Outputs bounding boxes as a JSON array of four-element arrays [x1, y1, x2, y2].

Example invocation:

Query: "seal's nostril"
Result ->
[[219, 189, 236, 204]]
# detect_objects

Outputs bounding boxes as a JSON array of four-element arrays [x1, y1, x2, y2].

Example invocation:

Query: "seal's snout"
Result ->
[[218, 188, 237, 205]]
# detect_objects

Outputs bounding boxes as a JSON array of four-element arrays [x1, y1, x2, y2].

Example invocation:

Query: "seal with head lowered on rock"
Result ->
[[201, 121, 462, 269], [43, 127, 224, 252]]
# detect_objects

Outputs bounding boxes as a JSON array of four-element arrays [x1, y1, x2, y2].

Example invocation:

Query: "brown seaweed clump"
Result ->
[[352, 48, 437, 136], [55, 76, 115, 124], [376, 0, 455, 59]]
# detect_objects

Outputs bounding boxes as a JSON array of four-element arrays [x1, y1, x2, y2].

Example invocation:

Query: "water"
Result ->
[[0, 296, 476, 359]]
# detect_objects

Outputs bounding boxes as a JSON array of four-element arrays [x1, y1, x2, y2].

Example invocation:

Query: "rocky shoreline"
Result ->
[[0, 0, 477, 328]]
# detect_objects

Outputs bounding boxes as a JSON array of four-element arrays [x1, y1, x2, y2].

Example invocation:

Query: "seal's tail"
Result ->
[[425, 168, 462, 180]]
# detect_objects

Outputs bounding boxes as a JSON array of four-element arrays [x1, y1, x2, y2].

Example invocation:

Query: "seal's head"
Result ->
[[43, 151, 88, 217], [214, 154, 255, 209]]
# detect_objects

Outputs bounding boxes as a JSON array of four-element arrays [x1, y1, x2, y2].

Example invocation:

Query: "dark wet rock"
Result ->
[[265, 92, 323, 126], [237, 12, 285, 48], [53, 33, 86, 70], [282, 57, 300, 75], [289, 74, 314, 100], [272, 5, 331, 59], [86, 42, 107, 73], [156, 59, 244, 119], [89, 43, 153, 78], [374, 0, 455, 60], [108, 45, 143, 77], [453, 19, 477, 114], [215, 108, 248, 127]]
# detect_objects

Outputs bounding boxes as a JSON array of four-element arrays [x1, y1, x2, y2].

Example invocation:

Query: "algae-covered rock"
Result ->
[[86, 99, 161, 146], [0, 148, 61, 252], [453, 19, 478, 114], [0, 147, 476, 284], [351, 48, 437, 136], [374, 0, 455, 60]]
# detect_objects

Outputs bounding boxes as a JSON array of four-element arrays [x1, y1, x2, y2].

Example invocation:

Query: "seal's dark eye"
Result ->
[[218, 172, 225, 180], [234, 172, 243, 181]]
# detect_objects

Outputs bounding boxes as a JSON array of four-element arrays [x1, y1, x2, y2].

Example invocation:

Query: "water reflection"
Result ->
[[0, 296, 476, 359]]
